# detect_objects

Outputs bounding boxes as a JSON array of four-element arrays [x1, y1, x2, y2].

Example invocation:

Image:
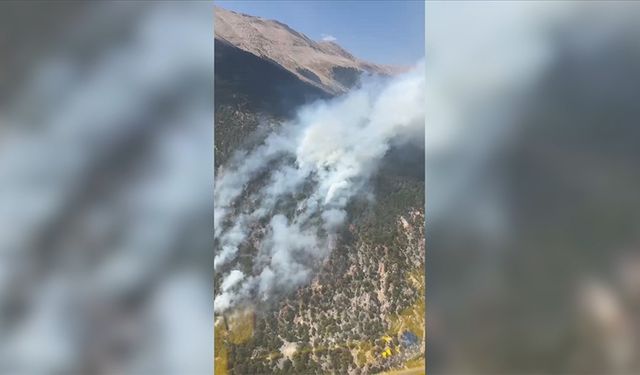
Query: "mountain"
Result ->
[[214, 6, 406, 168], [214, 6, 425, 375], [214, 6, 398, 96]]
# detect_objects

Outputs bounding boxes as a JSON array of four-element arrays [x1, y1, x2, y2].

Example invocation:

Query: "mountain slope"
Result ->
[[214, 6, 425, 375], [214, 6, 397, 95]]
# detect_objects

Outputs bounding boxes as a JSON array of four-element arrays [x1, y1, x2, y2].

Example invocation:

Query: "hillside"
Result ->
[[214, 5, 425, 374], [215, 6, 398, 95]]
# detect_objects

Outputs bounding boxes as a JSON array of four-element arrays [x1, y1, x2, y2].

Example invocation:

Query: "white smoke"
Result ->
[[221, 270, 245, 292], [214, 61, 425, 312]]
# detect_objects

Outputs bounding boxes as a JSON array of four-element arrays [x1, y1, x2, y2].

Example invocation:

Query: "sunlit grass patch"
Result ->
[[214, 320, 228, 375], [227, 308, 254, 344]]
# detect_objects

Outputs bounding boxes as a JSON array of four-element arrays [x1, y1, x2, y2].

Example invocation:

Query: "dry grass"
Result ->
[[214, 320, 228, 375], [388, 270, 425, 341], [382, 366, 425, 375], [227, 309, 254, 344], [214, 308, 255, 374]]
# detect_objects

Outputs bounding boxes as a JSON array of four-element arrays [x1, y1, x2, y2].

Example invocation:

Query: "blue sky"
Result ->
[[215, 0, 424, 66]]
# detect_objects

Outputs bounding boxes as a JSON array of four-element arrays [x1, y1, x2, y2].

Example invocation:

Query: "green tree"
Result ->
[[282, 359, 293, 373]]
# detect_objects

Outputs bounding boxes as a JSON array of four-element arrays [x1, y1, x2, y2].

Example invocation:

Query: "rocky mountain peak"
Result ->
[[214, 5, 397, 94]]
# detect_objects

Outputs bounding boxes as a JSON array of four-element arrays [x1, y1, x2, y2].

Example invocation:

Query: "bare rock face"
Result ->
[[214, 6, 398, 95]]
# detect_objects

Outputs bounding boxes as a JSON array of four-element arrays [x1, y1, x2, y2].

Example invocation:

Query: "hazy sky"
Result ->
[[215, 0, 424, 66]]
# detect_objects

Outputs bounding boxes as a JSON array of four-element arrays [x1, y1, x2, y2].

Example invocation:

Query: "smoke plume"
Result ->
[[214, 62, 425, 312]]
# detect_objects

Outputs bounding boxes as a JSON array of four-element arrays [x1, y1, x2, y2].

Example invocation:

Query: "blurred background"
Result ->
[[0, 1, 213, 374], [3, 1, 640, 374], [427, 1, 640, 374]]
